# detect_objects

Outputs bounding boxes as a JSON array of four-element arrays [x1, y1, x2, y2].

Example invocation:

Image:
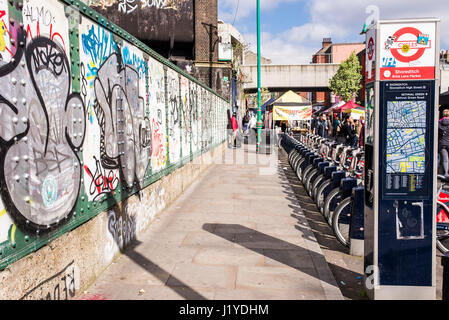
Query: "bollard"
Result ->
[[442, 252, 449, 300], [349, 187, 365, 257]]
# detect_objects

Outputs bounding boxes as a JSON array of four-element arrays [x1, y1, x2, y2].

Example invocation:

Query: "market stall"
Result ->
[[343, 106, 366, 120], [271, 90, 312, 132]]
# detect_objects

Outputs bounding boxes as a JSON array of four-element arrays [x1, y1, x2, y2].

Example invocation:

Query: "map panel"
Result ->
[[386, 128, 426, 174], [387, 101, 426, 128], [386, 100, 427, 174]]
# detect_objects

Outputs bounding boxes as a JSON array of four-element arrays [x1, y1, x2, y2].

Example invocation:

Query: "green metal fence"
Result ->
[[0, 0, 229, 270]]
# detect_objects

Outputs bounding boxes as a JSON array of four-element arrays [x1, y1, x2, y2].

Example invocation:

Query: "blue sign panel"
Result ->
[[377, 80, 435, 286]]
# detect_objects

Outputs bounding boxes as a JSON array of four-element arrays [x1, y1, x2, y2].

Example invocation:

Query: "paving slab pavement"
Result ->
[[76, 144, 344, 300]]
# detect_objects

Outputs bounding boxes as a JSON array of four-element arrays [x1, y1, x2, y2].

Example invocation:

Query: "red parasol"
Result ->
[[333, 100, 364, 112]]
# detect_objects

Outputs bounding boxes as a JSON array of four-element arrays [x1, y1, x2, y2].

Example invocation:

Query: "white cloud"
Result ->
[[244, 31, 316, 64], [308, 0, 449, 46], [243, 24, 342, 65], [221, 0, 449, 64]]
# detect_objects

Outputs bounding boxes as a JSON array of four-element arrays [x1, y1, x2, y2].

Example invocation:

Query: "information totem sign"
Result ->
[[364, 19, 440, 300]]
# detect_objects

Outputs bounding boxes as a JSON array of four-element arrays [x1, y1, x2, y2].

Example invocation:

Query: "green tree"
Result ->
[[329, 51, 362, 102]]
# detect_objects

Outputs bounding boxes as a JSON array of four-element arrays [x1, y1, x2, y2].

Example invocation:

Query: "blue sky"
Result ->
[[218, 0, 449, 64]]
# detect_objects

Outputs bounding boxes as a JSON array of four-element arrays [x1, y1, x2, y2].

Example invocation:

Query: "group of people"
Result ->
[[227, 110, 259, 149], [242, 111, 258, 136], [311, 113, 365, 148], [227, 110, 239, 148]]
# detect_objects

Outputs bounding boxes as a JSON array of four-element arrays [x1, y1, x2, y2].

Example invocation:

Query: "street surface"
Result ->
[[76, 144, 343, 300], [76, 143, 444, 300]]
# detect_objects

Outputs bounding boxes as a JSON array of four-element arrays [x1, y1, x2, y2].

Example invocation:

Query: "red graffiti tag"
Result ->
[[0, 11, 6, 19], [152, 119, 165, 163], [83, 158, 120, 201], [27, 21, 66, 51]]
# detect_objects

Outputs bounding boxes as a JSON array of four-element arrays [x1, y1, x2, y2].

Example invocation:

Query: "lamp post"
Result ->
[[256, 0, 262, 153]]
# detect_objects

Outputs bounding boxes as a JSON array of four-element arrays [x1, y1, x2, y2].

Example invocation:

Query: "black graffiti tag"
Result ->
[[0, 31, 86, 232]]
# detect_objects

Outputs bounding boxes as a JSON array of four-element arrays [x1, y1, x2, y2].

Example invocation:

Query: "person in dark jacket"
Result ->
[[316, 114, 330, 138], [231, 112, 239, 148], [359, 115, 365, 148], [310, 114, 318, 134], [281, 121, 287, 133], [340, 116, 357, 146], [227, 110, 233, 148], [332, 114, 341, 138], [439, 110, 449, 176]]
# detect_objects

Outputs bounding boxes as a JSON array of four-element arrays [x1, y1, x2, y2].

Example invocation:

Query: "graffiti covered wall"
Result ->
[[0, 0, 228, 271], [85, 0, 194, 44]]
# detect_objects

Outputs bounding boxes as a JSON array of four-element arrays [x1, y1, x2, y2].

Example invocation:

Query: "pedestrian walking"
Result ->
[[281, 121, 287, 133], [335, 115, 346, 144], [316, 114, 329, 138], [359, 115, 365, 148], [339, 115, 357, 146], [354, 119, 362, 148], [242, 112, 249, 134], [333, 114, 341, 138], [439, 109, 449, 177], [249, 112, 257, 138], [231, 112, 239, 148], [326, 115, 333, 137], [311, 114, 318, 135], [227, 110, 233, 148]]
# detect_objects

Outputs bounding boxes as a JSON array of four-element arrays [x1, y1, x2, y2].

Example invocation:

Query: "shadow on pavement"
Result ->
[[277, 148, 368, 300], [203, 223, 363, 299], [103, 193, 207, 300], [124, 241, 207, 300]]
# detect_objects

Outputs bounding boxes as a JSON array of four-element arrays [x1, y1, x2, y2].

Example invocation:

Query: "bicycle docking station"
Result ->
[[364, 19, 440, 299], [442, 253, 449, 300], [350, 187, 365, 257]]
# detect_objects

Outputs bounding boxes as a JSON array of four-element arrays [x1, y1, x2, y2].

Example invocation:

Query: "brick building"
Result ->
[[357, 48, 366, 106], [84, 0, 232, 100], [311, 38, 365, 107], [192, 0, 232, 100]]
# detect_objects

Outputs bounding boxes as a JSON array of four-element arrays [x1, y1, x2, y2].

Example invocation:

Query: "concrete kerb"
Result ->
[[278, 162, 344, 300]]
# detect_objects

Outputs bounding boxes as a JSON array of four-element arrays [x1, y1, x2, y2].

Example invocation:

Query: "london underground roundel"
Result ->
[[390, 27, 426, 63], [368, 37, 375, 60], [380, 22, 436, 81]]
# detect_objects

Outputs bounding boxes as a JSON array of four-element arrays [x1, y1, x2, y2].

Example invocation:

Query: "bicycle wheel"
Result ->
[[288, 150, 294, 163], [316, 180, 331, 214], [312, 175, 325, 201], [324, 187, 340, 225], [302, 164, 314, 185], [296, 159, 305, 181], [288, 149, 298, 165], [293, 153, 303, 170], [288, 151, 294, 165], [332, 197, 352, 248], [437, 201, 449, 254], [305, 169, 319, 196]]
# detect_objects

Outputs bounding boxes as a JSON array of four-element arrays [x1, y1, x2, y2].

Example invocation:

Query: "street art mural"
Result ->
[[200, 87, 212, 151], [93, 52, 151, 189], [190, 82, 199, 154], [167, 68, 180, 163], [0, 0, 228, 271], [180, 75, 191, 156], [85, 0, 195, 45], [87, 0, 172, 13], [148, 56, 167, 172], [0, 1, 85, 233]]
